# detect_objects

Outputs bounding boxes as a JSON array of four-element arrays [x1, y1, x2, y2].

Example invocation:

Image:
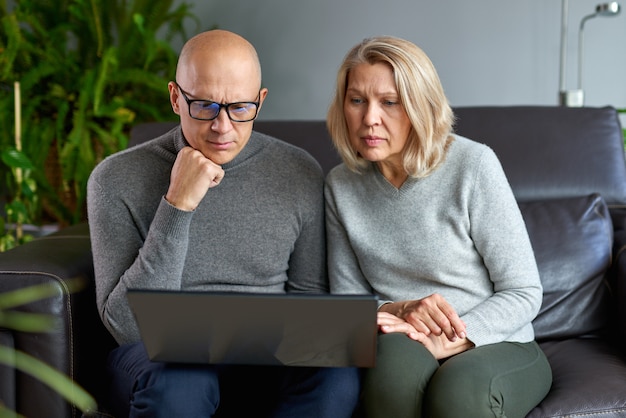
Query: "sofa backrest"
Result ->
[[453, 106, 626, 207], [253, 121, 342, 175], [131, 106, 626, 208]]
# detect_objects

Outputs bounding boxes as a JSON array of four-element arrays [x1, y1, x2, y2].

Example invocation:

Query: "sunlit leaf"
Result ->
[[1, 149, 34, 171], [0, 402, 22, 418], [0, 345, 97, 414], [0, 279, 85, 310], [0, 311, 57, 332]]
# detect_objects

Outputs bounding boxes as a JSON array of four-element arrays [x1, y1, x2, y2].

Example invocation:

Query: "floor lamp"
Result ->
[[558, 0, 570, 106], [560, 1, 621, 107]]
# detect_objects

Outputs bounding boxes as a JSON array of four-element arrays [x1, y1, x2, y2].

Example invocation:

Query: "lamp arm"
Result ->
[[577, 13, 598, 91], [559, 0, 569, 94]]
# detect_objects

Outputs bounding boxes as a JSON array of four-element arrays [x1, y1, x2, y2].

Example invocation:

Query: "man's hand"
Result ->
[[165, 146, 225, 211], [379, 293, 466, 342]]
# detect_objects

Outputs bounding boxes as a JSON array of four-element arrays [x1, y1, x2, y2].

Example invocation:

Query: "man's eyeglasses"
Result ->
[[175, 82, 260, 122]]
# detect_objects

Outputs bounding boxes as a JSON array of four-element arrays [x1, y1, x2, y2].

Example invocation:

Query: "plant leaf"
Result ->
[[0, 345, 97, 414], [0, 279, 85, 310], [1, 149, 34, 170], [0, 311, 57, 332], [0, 402, 23, 418]]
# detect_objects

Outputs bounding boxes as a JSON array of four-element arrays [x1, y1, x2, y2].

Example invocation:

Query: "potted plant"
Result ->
[[0, 0, 199, 245]]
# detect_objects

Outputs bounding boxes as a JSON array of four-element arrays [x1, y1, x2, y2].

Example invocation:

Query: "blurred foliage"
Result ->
[[0, 279, 97, 416], [0, 132, 37, 251], [0, 0, 199, 240]]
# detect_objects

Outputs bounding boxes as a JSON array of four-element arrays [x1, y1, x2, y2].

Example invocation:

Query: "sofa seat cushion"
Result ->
[[519, 194, 613, 341], [528, 338, 626, 417]]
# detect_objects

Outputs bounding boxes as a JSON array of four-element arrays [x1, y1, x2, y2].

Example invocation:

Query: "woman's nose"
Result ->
[[363, 104, 381, 126]]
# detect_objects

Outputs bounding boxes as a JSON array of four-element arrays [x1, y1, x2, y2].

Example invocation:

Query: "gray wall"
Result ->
[[178, 0, 626, 120]]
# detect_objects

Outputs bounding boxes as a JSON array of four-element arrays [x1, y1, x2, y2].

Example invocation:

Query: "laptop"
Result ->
[[127, 290, 378, 368]]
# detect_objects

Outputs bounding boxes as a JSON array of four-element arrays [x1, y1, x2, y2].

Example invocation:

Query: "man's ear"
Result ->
[[168, 82, 181, 115], [257, 87, 269, 111]]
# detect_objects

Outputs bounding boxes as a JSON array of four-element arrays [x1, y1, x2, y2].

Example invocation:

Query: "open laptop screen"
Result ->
[[127, 290, 378, 368]]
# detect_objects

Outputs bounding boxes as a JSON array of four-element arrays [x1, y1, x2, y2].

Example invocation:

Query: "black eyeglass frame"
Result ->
[[175, 82, 261, 122]]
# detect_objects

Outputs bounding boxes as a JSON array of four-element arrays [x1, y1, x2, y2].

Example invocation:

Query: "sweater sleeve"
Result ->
[[460, 147, 543, 346], [88, 165, 193, 345], [325, 170, 375, 298], [284, 167, 329, 294]]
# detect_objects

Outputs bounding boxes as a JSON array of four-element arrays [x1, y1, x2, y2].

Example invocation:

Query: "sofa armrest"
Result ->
[[0, 223, 115, 418], [612, 228, 626, 348]]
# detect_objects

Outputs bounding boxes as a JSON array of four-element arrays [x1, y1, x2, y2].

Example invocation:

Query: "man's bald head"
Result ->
[[175, 30, 262, 88], [168, 29, 268, 165]]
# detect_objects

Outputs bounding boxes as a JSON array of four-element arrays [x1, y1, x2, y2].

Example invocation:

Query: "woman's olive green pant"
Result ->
[[362, 333, 552, 418]]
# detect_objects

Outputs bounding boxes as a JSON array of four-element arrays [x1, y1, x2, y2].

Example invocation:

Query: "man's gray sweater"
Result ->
[[325, 135, 542, 347], [88, 126, 326, 345]]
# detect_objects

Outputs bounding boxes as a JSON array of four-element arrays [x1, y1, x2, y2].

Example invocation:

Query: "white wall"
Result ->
[[177, 0, 626, 120]]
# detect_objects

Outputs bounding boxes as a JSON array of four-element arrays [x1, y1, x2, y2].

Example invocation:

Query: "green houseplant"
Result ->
[[0, 81, 38, 251], [0, 0, 199, 242], [0, 2, 201, 415]]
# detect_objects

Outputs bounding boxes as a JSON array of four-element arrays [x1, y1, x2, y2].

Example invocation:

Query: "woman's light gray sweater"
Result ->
[[88, 127, 327, 345], [325, 135, 542, 347]]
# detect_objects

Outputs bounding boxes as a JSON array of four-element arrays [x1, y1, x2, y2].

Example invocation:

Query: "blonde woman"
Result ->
[[325, 36, 552, 417]]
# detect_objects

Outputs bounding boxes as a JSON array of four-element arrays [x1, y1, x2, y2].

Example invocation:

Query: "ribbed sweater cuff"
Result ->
[[151, 197, 194, 240]]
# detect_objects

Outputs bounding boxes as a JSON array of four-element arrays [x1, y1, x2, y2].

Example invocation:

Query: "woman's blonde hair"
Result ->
[[327, 36, 454, 177]]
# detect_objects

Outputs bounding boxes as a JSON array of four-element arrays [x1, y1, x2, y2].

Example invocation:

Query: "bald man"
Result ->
[[87, 30, 360, 417]]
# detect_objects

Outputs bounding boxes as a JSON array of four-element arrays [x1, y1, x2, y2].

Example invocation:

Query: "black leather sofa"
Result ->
[[1, 106, 626, 418]]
